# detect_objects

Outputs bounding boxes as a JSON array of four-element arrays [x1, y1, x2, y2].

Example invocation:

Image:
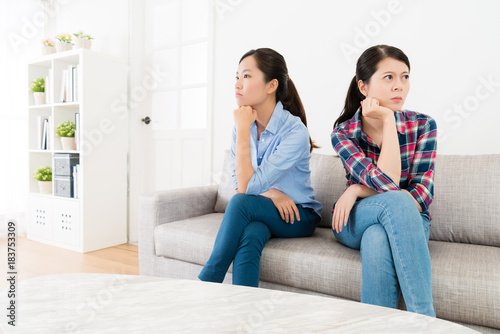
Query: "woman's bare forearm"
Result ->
[[235, 126, 253, 193]]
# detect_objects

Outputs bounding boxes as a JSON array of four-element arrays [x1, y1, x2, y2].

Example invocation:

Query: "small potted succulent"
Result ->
[[73, 31, 93, 50], [56, 120, 76, 150], [55, 33, 72, 52], [41, 38, 56, 55], [34, 166, 52, 194], [31, 77, 45, 105]]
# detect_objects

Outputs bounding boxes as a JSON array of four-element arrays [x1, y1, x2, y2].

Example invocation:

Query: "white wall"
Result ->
[[212, 0, 500, 179]]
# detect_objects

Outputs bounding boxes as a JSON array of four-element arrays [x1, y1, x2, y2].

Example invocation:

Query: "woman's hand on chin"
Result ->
[[234, 106, 257, 129], [361, 97, 394, 122]]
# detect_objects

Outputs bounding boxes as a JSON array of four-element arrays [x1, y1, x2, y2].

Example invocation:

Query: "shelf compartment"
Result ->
[[28, 63, 51, 106], [29, 108, 52, 151], [29, 152, 53, 194], [53, 104, 80, 151]]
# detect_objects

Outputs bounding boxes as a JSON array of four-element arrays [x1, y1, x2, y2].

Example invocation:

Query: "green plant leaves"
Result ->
[[33, 166, 52, 181], [56, 120, 76, 137], [31, 77, 45, 93]]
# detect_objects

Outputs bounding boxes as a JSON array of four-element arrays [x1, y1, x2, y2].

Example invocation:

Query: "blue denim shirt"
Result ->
[[230, 101, 322, 217]]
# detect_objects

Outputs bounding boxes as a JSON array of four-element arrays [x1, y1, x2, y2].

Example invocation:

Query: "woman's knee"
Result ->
[[239, 222, 271, 248], [369, 191, 419, 216], [226, 193, 256, 211], [380, 190, 414, 204]]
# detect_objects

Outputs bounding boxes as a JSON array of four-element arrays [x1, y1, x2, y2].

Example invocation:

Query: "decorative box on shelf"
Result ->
[[54, 175, 74, 198], [54, 153, 79, 176]]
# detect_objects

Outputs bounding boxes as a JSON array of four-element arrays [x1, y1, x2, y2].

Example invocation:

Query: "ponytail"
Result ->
[[282, 77, 319, 152], [334, 75, 364, 128]]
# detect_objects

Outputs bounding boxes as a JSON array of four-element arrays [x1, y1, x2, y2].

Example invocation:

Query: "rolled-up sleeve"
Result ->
[[331, 128, 400, 192], [246, 124, 309, 195], [405, 118, 437, 211]]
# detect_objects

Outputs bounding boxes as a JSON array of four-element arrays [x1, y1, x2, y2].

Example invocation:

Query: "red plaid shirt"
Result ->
[[331, 108, 438, 220]]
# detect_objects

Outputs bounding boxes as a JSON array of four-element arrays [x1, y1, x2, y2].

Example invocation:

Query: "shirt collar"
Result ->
[[251, 101, 286, 135], [347, 108, 406, 137]]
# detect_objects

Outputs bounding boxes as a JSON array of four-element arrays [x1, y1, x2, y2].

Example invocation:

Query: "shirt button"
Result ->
[[262, 139, 265, 142]]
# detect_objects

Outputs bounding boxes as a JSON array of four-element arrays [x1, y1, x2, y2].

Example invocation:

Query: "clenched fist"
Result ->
[[233, 106, 257, 129], [361, 97, 394, 122]]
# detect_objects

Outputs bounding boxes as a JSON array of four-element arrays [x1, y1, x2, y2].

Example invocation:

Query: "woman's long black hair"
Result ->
[[334, 45, 410, 128], [240, 48, 318, 152]]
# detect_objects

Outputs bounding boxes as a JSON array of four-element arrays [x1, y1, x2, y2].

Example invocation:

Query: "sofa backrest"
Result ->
[[214, 151, 500, 247], [428, 154, 500, 247]]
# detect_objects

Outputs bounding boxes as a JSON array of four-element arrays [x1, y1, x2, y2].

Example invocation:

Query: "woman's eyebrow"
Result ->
[[381, 71, 409, 75], [236, 69, 251, 75]]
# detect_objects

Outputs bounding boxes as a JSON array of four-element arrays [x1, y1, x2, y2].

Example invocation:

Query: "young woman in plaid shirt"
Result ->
[[331, 45, 437, 316]]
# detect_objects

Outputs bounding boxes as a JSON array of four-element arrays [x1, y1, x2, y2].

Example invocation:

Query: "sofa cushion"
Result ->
[[429, 241, 500, 329], [429, 154, 500, 247], [154, 213, 225, 265], [155, 217, 500, 329]]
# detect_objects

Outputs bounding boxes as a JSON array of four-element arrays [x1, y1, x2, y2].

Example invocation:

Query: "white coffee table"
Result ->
[[0, 273, 478, 333]]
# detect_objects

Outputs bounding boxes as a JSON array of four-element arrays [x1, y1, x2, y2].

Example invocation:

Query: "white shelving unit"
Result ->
[[27, 49, 128, 253]]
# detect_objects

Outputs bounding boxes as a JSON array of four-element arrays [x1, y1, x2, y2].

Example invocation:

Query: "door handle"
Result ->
[[141, 116, 151, 125]]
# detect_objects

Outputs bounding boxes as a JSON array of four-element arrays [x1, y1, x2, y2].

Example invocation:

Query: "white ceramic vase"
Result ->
[[42, 45, 56, 55], [38, 181, 52, 194], [56, 41, 72, 52], [33, 92, 46, 105], [61, 137, 76, 151], [74, 38, 92, 50]]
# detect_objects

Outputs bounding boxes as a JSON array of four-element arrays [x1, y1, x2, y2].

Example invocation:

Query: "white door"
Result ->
[[128, 0, 214, 242]]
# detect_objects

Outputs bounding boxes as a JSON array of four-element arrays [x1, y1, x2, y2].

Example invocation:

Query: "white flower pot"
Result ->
[[74, 38, 92, 50], [41, 45, 56, 55], [60, 137, 76, 151], [56, 41, 72, 52], [38, 181, 52, 194], [33, 92, 46, 105]]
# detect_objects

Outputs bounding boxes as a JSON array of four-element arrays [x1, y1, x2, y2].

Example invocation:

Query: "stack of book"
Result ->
[[60, 65, 79, 103], [75, 112, 80, 150], [45, 70, 52, 104], [37, 116, 51, 150], [73, 164, 80, 199]]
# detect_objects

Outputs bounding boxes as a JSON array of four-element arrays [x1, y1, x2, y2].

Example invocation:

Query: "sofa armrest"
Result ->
[[138, 184, 219, 275]]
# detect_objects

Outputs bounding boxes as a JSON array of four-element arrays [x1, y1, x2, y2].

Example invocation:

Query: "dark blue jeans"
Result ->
[[199, 193, 321, 287]]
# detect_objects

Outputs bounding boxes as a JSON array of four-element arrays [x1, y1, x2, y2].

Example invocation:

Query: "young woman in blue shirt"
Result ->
[[198, 48, 322, 287]]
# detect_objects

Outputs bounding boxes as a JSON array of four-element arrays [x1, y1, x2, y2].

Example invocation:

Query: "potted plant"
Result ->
[[31, 77, 45, 105], [41, 38, 56, 55], [55, 33, 72, 52], [34, 166, 52, 194], [73, 31, 93, 50], [56, 120, 76, 150]]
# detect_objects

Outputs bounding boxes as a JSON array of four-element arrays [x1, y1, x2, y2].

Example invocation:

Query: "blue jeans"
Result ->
[[333, 191, 436, 317], [199, 193, 320, 287]]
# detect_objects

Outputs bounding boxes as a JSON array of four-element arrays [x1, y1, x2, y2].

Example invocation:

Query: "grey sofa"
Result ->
[[139, 152, 500, 333]]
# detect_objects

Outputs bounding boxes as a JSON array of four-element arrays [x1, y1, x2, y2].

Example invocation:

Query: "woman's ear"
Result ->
[[358, 80, 367, 97], [267, 79, 279, 95]]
